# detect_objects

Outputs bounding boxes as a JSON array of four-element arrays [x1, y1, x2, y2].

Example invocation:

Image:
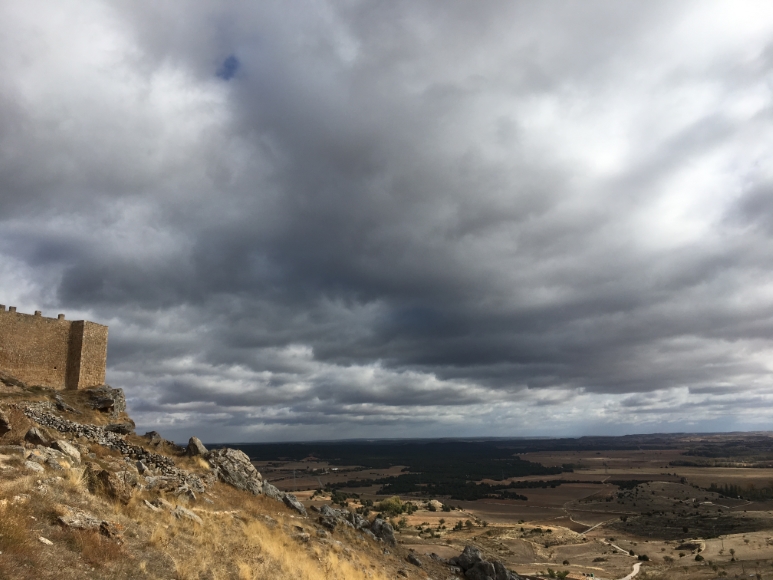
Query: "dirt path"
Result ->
[[618, 562, 641, 580]]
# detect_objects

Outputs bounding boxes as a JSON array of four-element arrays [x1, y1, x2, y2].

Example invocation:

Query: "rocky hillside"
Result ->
[[0, 376, 522, 580]]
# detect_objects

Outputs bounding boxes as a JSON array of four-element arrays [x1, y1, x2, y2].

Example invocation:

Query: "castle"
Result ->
[[0, 306, 107, 390]]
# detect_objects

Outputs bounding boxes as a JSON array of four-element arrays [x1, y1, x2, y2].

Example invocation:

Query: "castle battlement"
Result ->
[[0, 306, 108, 390]]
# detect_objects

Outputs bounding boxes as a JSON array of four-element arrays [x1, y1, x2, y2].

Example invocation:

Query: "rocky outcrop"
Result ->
[[51, 440, 81, 464], [87, 464, 133, 503], [282, 493, 307, 516], [406, 553, 422, 567], [25, 426, 48, 445], [370, 518, 396, 545], [22, 402, 205, 494], [206, 447, 263, 495], [449, 545, 521, 580], [172, 505, 203, 524], [104, 422, 134, 434], [87, 385, 126, 416], [20, 402, 306, 518], [186, 436, 208, 456], [58, 506, 122, 538]]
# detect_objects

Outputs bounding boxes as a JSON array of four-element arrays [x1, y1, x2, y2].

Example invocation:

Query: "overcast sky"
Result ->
[[1, 1, 772, 442]]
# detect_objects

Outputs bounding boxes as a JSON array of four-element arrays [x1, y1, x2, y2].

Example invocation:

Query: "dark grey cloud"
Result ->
[[1, 0, 773, 441]]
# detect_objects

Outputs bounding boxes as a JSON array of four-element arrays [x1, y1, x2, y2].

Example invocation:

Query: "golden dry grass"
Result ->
[[1, 462, 397, 580]]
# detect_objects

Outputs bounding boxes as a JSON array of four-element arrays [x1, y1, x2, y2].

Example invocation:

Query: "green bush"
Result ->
[[377, 496, 404, 517]]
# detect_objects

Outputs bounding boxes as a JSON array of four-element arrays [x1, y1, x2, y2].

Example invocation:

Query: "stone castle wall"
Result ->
[[0, 306, 107, 389]]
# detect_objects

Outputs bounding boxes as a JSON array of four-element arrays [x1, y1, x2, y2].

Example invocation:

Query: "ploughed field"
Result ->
[[233, 433, 773, 579]]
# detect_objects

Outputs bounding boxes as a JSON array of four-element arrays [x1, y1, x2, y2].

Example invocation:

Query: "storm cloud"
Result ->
[[1, 1, 773, 441]]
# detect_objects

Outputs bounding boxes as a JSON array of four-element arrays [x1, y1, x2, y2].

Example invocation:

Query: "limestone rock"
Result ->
[[262, 481, 283, 500], [26, 446, 72, 470], [450, 546, 521, 580], [370, 518, 396, 545], [0, 409, 10, 436], [454, 545, 484, 571], [282, 493, 307, 516], [406, 553, 422, 567], [51, 440, 81, 464], [104, 422, 134, 434], [24, 460, 44, 472], [144, 499, 161, 512], [0, 445, 24, 456], [465, 561, 497, 580], [99, 520, 123, 539], [24, 427, 48, 446], [90, 467, 132, 503], [172, 505, 203, 524], [186, 436, 208, 456], [493, 561, 521, 580], [206, 448, 263, 495], [144, 431, 163, 445], [87, 386, 126, 416], [152, 497, 175, 511], [58, 507, 101, 530]]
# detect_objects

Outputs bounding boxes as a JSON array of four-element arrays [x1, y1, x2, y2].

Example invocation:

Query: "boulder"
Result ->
[[152, 497, 175, 511], [370, 518, 396, 545], [465, 561, 497, 580], [24, 427, 48, 446], [144, 431, 163, 445], [0, 409, 10, 436], [144, 499, 162, 512], [0, 445, 24, 456], [282, 493, 307, 516], [450, 546, 521, 580], [172, 505, 203, 524], [26, 446, 72, 470], [262, 481, 283, 499], [493, 561, 521, 580], [186, 436, 208, 456], [51, 440, 81, 464], [89, 467, 132, 503], [454, 545, 484, 571], [58, 507, 102, 531], [104, 422, 134, 434], [406, 553, 422, 567], [24, 460, 44, 472], [206, 448, 263, 495], [87, 386, 126, 416]]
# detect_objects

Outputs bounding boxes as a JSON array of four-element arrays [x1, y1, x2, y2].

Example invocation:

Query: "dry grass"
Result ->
[[0, 389, 402, 579]]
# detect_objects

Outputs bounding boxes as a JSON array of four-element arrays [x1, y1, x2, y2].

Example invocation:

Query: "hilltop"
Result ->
[[0, 376, 480, 580]]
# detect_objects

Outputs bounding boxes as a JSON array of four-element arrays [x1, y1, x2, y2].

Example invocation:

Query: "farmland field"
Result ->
[[228, 433, 773, 579]]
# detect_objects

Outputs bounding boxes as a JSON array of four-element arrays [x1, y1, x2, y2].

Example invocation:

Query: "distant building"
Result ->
[[0, 305, 107, 390]]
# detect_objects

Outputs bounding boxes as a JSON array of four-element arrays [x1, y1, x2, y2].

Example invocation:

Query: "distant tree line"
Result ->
[[707, 482, 773, 502]]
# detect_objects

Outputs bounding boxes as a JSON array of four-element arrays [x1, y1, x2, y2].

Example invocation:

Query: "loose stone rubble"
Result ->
[[18, 399, 307, 515], [21, 401, 207, 494]]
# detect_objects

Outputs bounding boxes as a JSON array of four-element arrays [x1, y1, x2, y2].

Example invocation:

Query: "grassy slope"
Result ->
[[0, 382, 439, 580]]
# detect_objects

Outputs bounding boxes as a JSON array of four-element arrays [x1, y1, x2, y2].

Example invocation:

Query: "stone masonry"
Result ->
[[0, 306, 107, 389]]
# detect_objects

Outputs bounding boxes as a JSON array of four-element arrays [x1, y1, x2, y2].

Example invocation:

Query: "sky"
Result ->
[[1, 1, 773, 442]]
